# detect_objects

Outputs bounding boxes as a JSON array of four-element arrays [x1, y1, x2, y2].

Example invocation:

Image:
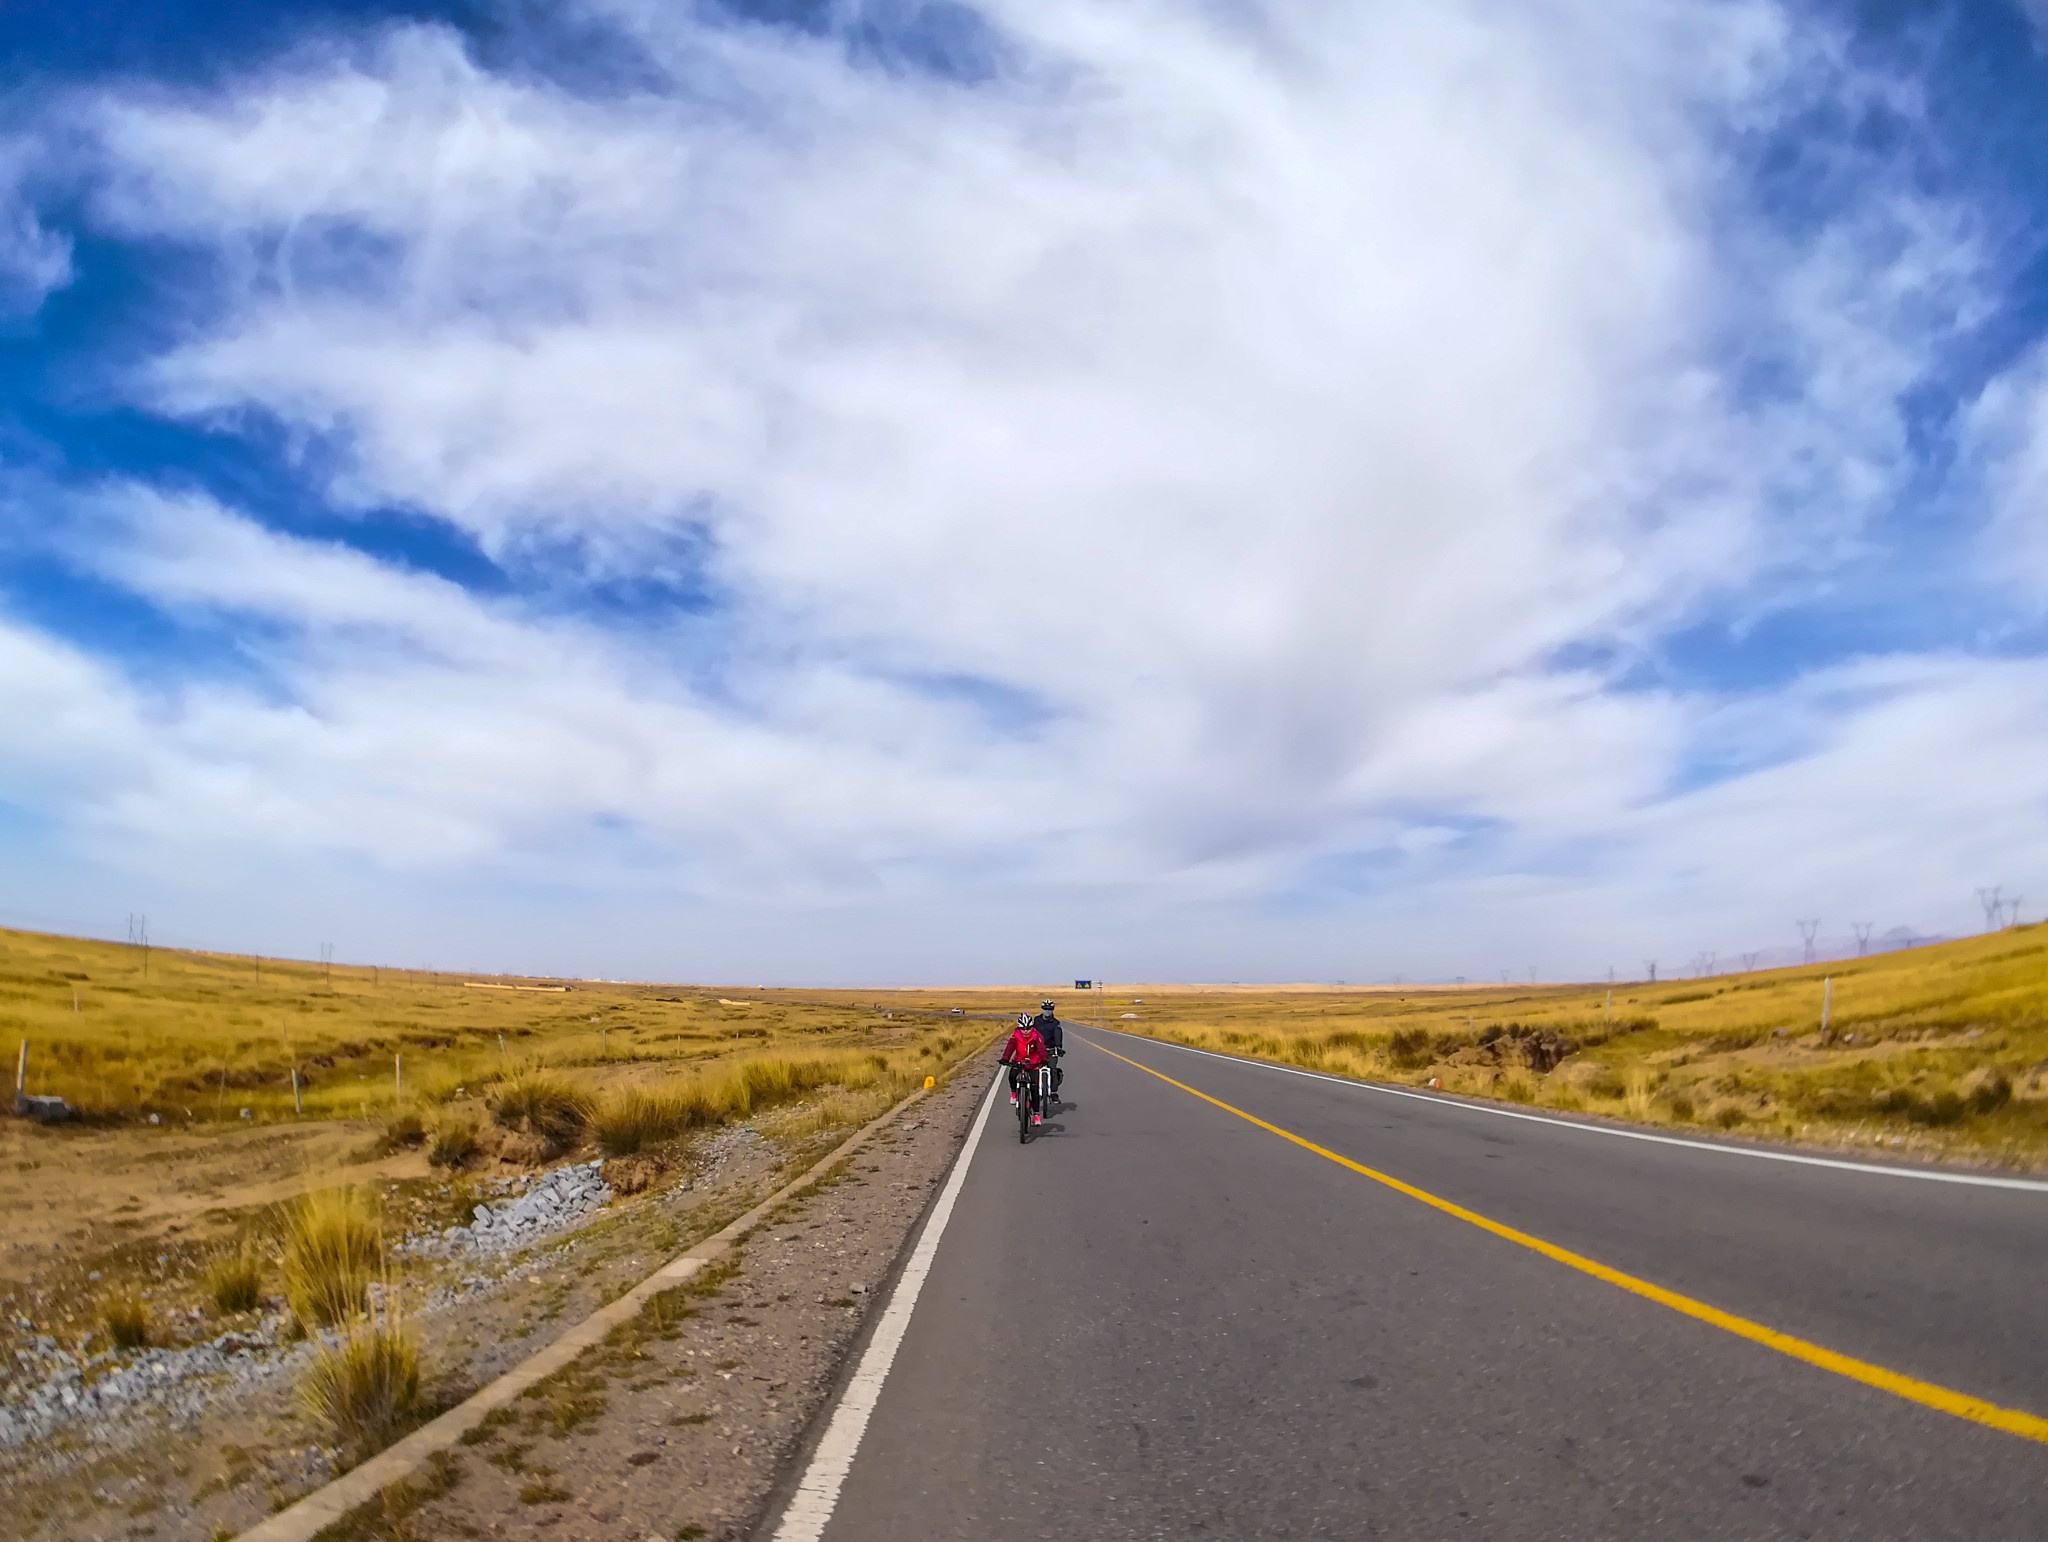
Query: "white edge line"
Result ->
[[769, 1069, 1006, 1542], [1082, 1027, 2048, 1194]]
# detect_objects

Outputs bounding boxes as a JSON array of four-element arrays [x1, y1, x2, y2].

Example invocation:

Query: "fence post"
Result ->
[[1821, 976, 1832, 1034], [395, 1053, 403, 1100], [292, 1065, 302, 1115]]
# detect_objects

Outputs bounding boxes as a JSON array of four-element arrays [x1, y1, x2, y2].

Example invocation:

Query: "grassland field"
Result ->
[[6, 919, 2047, 1391], [0, 925, 1004, 1381]]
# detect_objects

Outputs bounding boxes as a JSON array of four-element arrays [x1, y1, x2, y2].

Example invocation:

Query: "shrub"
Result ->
[[297, 1313, 420, 1458], [377, 1112, 425, 1153], [283, 1188, 382, 1328], [1387, 1028, 1432, 1070], [204, 1246, 264, 1315], [103, 1292, 149, 1350], [1911, 1090, 1966, 1127], [1960, 1066, 2012, 1114], [489, 1072, 594, 1150], [427, 1119, 480, 1169]]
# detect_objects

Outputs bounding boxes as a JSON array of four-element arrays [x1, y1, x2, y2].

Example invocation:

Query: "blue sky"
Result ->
[[2, 0, 2047, 984]]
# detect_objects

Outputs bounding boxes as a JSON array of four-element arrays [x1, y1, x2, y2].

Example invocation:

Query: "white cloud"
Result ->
[[0, 0, 2030, 976], [0, 140, 71, 318]]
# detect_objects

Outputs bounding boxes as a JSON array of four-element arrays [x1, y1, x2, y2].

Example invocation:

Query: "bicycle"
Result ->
[[1006, 1062, 1034, 1141]]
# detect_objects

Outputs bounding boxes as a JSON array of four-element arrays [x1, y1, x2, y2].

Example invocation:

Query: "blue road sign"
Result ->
[[1073, 979, 1091, 989]]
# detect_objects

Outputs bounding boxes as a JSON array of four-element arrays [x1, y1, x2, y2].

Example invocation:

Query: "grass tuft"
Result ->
[[283, 1188, 382, 1328], [489, 1071, 594, 1150], [204, 1245, 264, 1315], [426, 1118, 480, 1169], [296, 1311, 420, 1459], [103, 1292, 149, 1349], [592, 1088, 691, 1156]]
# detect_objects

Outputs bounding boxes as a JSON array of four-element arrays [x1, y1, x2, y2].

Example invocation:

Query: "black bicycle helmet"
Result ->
[[1040, 999, 1055, 1012]]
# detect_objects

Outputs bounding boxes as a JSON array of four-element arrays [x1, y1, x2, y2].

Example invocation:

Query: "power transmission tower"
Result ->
[[1852, 923, 1873, 956], [2005, 897, 2023, 929], [1643, 960, 1657, 983], [1977, 887, 2004, 932], [1796, 920, 1820, 965], [1741, 951, 1760, 972]]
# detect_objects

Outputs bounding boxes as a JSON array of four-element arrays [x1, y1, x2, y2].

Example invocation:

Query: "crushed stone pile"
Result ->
[[410, 1161, 613, 1257], [0, 1317, 305, 1449]]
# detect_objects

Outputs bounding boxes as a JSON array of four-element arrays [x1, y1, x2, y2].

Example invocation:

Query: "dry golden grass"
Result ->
[[0, 924, 924, 1125], [488, 1071, 595, 1151], [1089, 927, 2048, 1166], [296, 1310, 420, 1457], [426, 1117, 480, 1169], [202, 1245, 264, 1315], [102, 1291, 149, 1349], [283, 1188, 382, 1328]]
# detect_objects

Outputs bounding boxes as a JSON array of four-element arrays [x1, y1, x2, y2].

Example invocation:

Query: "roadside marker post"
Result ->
[[291, 1067, 302, 1115], [394, 1054, 402, 1100], [1821, 976, 1832, 1035]]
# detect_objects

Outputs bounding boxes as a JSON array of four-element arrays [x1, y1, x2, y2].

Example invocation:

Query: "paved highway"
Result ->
[[768, 1029, 2048, 1540]]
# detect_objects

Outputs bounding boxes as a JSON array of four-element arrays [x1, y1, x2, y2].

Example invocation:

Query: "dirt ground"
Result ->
[[4, 1057, 995, 1542]]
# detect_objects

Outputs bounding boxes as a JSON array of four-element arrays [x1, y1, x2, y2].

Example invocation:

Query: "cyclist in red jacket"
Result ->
[[1000, 1014, 1049, 1123]]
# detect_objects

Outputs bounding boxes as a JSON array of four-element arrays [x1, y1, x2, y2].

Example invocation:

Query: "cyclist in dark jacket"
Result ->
[[1034, 999, 1064, 1095]]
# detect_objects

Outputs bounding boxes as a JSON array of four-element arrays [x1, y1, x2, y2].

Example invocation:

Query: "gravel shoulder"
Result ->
[[377, 1056, 995, 1542]]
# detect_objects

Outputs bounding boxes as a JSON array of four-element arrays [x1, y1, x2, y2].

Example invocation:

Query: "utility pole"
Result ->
[[1797, 920, 1820, 965], [1644, 960, 1657, 984], [1852, 923, 1873, 956], [321, 942, 333, 991], [1977, 887, 2004, 932]]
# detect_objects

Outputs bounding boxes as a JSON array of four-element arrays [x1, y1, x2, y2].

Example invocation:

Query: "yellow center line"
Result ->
[[1087, 1038, 2048, 1447]]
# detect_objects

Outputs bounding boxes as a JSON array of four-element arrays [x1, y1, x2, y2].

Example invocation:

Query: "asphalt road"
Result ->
[[785, 1029, 2048, 1540]]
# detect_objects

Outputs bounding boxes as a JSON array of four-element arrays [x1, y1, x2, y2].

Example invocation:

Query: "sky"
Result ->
[[1, 0, 2046, 985]]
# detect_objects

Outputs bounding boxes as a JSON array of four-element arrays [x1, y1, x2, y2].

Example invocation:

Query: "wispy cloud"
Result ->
[[0, 0, 2039, 978]]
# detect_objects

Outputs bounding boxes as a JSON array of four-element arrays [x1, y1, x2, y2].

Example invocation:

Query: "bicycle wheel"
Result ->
[[1017, 1090, 1032, 1142]]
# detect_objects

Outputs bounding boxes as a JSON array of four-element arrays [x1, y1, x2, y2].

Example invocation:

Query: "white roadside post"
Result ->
[[1821, 976, 1832, 1035]]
